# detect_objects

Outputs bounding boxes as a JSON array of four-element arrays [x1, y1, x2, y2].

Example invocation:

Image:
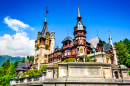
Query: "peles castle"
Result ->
[[10, 6, 130, 86], [33, 6, 118, 69]]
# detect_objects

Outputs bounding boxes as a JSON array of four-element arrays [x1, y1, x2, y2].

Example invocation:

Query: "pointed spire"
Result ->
[[78, 5, 81, 17], [44, 15, 47, 26], [109, 30, 115, 48], [109, 30, 112, 41], [45, 15, 47, 22]]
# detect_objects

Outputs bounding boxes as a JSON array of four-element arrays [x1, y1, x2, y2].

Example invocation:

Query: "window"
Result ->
[[106, 57, 109, 63], [45, 55, 47, 58], [69, 42, 71, 45], [79, 31, 82, 35], [75, 32, 78, 36], [80, 48, 83, 53], [46, 47, 48, 50], [65, 50, 67, 56], [65, 42, 67, 46], [68, 50, 70, 55]]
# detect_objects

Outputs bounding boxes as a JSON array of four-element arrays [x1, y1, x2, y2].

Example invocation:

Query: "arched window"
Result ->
[[68, 50, 70, 55], [46, 47, 48, 50], [65, 50, 67, 56]]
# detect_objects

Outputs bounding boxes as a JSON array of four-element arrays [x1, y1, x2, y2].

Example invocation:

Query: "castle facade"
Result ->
[[33, 6, 118, 70]]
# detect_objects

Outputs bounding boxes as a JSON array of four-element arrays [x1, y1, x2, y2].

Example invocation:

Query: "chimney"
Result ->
[[30, 61, 32, 63], [26, 62, 28, 66]]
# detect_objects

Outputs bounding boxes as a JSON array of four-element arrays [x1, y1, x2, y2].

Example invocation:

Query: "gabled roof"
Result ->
[[103, 44, 112, 51], [55, 46, 61, 51], [87, 37, 102, 48], [62, 36, 73, 43], [17, 62, 32, 71]]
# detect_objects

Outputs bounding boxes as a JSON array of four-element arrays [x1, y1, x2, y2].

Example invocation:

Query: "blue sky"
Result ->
[[0, 0, 130, 57]]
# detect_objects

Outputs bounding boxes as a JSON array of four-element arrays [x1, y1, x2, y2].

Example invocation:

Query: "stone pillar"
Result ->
[[18, 80, 20, 83], [32, 78, 34, 82], [83, 56, 85, 62], [113, 71, 116, 79], [24, 78, 27, 83], [54, 69, 58, 78], [118, 72, 121, 79]]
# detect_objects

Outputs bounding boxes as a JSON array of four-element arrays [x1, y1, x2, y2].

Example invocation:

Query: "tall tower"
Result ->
[[50, 30, 55, 53], [109, 32, 118, 65], [34, 15, 51, 70], [74, 5, 87, 56]]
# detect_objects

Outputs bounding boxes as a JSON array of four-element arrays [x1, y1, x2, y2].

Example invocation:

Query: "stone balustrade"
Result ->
[[10, 71, 46, 85]]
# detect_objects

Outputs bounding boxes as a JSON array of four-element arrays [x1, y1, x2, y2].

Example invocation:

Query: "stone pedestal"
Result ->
[[58, 62, 112, 78]]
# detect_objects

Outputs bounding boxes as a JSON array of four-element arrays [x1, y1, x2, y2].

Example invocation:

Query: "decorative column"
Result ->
[[54, 69, 58, 78], [32, 77, 34, 82], [118, 72, 121, 79], [83, 55, 85, 62], [113, 71, 116, 79]]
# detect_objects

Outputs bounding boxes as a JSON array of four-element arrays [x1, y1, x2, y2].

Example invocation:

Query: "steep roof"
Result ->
[[62, 36, 73, 43], [76, 21, 84, 30], [41, 26, 49, 38], [17, 62, 32, 71], [103, 44, 112, 51], [87, 37, 102, 48], [109, 33, 115, 49], [55, 46, 61, 51]]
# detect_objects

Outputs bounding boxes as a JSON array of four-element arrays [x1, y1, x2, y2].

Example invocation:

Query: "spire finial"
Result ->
[[45, 14, 47, 22], [97, 29, 98, 37], [78, 1, 81, 17]]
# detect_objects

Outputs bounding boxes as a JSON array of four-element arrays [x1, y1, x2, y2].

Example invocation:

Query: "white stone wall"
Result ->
[[50, 38, 55, 54], [68, 66, 103, 78]]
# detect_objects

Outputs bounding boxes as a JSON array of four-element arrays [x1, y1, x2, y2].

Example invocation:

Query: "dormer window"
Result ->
[[65, 42, 67, 46]]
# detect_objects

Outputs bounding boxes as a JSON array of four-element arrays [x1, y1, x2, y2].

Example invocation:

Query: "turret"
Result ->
[[109, 32, 118, 65], [74, 5, 86, 45], [50, 30, 55, 53]]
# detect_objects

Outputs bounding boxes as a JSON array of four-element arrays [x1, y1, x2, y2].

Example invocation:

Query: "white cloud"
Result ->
[[0, 16, 35, 57], [4, 16, 34, 32]]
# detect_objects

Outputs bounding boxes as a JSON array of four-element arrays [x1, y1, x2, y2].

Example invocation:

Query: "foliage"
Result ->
[[14, 61, 21, 68], [114, 38, 130, 68], [26, 55, 34, 63], [22, 65, 47, 77], [1, 58, 10, 76], [0, 55, 34, 86], [38, 65, 47, 74], [63, 58, 75, 62], [6, 62, 16, 76], [0, 67, 4, 77], [102, 41, 107, 45], [0, 55, 23, 67], [0, 74, 17, 86], [57, 70, 59, 78], [78, 59, 82, 62], [21, 57, 25, 63], [85, 56, 93, 62]]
